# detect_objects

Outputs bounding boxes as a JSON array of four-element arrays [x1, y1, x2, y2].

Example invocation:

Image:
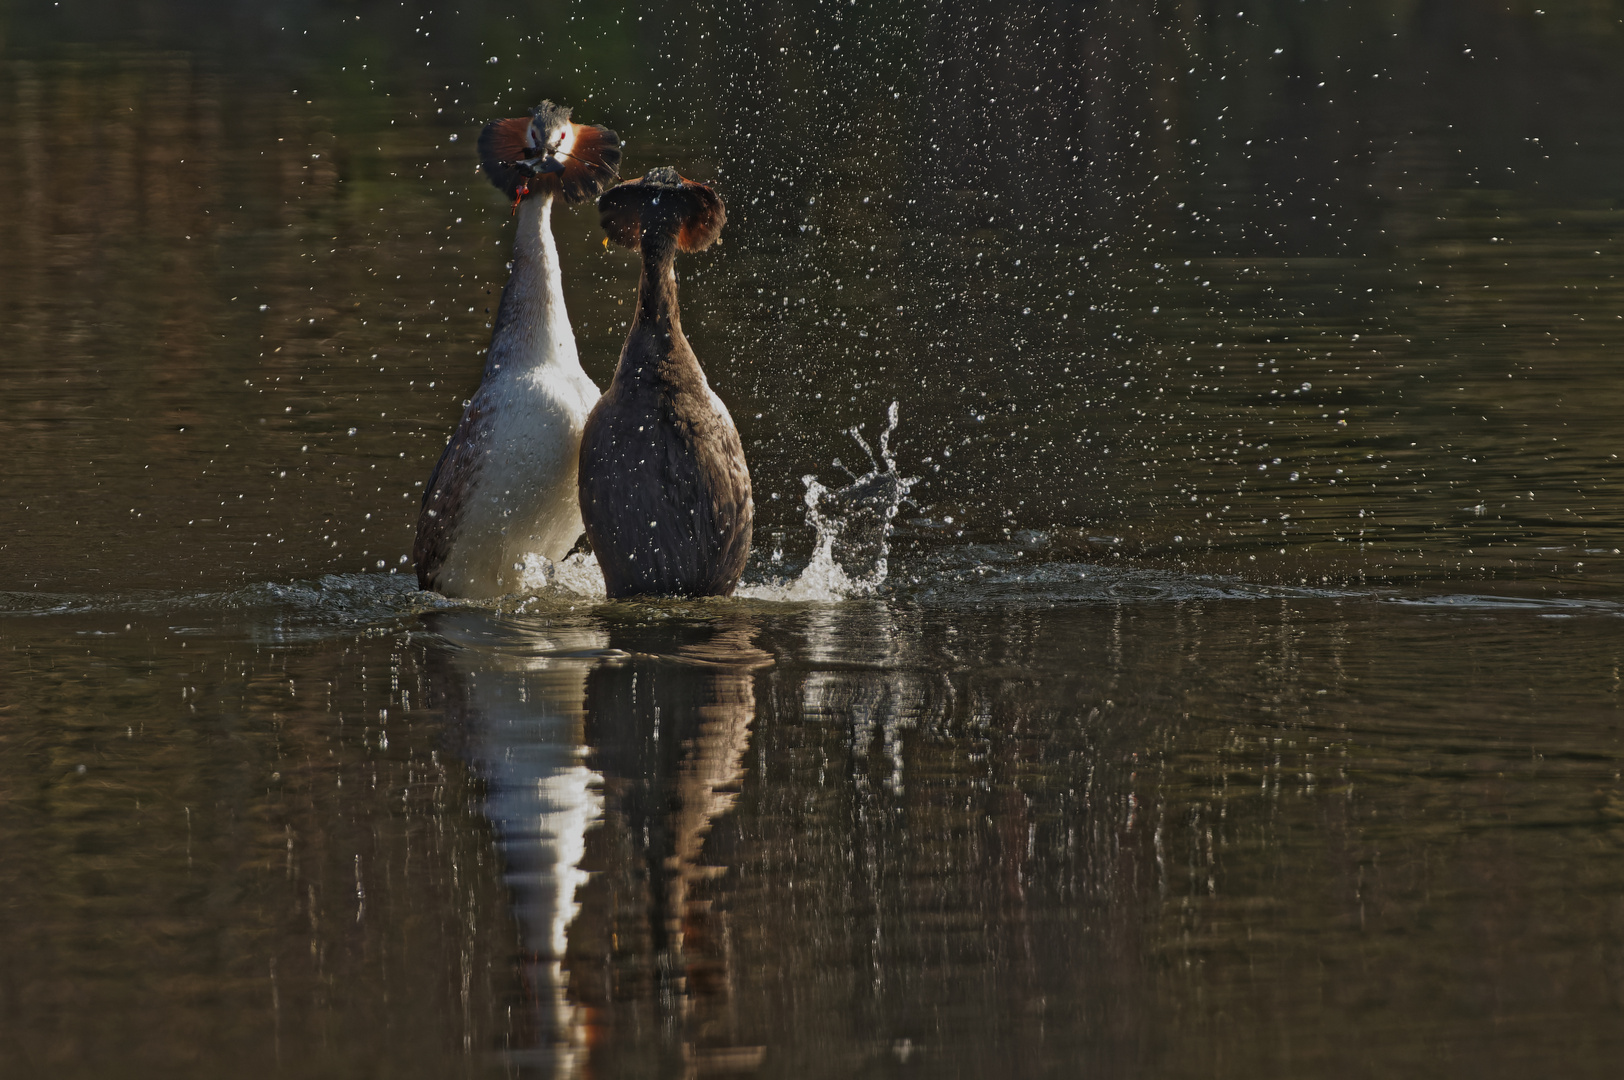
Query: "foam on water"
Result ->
[[902, 557, 1349, 606], [5, 564, 1619, 636], [0, 572, 421, 623], [1384, 592, 1624, 614], [514, 551, 610, 600]]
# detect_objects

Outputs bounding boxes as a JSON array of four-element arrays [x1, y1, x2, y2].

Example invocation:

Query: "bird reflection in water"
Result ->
[[425, 610, 770, 1077]]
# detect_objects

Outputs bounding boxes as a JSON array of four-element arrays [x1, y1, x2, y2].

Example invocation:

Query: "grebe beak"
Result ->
[[515, 155, 565, 176]]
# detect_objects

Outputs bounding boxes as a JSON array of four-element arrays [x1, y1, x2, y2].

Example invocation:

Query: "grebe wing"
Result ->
[[414, 402, 494, 590]]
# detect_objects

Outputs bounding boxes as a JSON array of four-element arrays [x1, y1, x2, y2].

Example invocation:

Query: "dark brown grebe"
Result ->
[[577, 168, 752, 599]]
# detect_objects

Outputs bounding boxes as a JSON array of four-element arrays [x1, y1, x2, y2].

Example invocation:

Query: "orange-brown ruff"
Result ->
[[413, 102, 621, 597], [577, 168, 752, 598]]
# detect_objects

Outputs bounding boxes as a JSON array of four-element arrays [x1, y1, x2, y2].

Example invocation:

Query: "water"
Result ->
[[5, 4, 1624, 1076]]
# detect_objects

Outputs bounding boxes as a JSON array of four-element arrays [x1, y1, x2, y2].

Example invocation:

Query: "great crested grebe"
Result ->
[[413, 102, 621, 598], [577, 168, 752, 599]]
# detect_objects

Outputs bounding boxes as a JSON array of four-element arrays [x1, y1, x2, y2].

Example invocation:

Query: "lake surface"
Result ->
[[3, 3, 1624, 1076]]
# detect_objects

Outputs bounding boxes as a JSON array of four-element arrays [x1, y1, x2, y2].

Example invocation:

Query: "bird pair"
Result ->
[[412, 102, 752, 601]]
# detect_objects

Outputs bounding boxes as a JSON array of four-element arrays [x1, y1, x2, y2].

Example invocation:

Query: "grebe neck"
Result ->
[[616, 231, 700, 388], [634, 232, 682, 332], [484, 193, 582, 380]]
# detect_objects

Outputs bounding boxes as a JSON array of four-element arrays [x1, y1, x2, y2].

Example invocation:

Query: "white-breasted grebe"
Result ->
[[577, 168, 752, 598], [413, 102, 621, 597]]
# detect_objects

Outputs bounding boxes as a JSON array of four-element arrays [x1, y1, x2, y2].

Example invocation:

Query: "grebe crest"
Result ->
[[478, 100, 622, 206]]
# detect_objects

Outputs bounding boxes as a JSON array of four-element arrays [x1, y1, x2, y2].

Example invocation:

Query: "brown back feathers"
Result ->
[[477, 101, 621, 204], [598, 167, 726, 253]]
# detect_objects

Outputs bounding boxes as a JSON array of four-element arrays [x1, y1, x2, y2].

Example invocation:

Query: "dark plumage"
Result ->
[[579, 169, 751, 599], [412, 399, 493, 592]]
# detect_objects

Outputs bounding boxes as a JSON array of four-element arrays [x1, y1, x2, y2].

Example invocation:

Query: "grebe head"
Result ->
[[597, 167, 725, 253], [477, 100, 622, 205]]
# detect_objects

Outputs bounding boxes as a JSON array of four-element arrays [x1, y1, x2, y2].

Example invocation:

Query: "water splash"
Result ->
[[514, 551, 608, 600], [741, 402, 917, 602]]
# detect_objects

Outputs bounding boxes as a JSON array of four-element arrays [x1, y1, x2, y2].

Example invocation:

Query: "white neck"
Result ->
[[484, 194, 583, 380]]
